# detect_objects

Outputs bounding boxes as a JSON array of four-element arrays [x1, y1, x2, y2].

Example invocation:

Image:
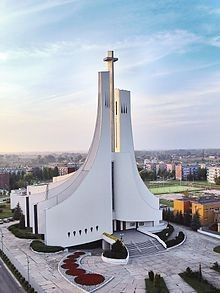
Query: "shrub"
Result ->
[[214, 246, 220, 253], [30, 240, 63, 253], [18, 215, 25, 229], [8, 224, 42, 239], [154, 274, 161, 288], [166, 231, 185, 248], [13, 203, 23, 220], [155, 224, 174, 241], [148, 270, 154, 282], [103, 240, 127, 259]]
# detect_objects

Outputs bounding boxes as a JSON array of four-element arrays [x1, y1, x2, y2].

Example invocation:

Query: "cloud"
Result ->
[[0, 52, 9, 61], [0, 0, 79, 21]]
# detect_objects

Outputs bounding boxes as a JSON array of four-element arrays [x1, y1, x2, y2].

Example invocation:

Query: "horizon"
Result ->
[[1, 0, 220, 152]]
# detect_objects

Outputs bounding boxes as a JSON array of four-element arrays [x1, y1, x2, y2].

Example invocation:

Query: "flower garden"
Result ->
[[59, 251, 110, 292]]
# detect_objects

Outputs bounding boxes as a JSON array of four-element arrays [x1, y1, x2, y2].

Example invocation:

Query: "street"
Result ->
[[0, 258, 24, 293]]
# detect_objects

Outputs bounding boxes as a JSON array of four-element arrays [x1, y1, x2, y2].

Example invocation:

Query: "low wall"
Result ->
[[101, 251, 129, 265], [137, 228, 167, 249], [198, 229, 220, 240]]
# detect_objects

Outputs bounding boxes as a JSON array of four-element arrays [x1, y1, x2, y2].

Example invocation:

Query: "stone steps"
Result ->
[[127, 239, 165, 257]]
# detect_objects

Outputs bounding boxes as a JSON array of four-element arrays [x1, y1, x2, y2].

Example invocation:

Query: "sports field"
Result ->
[[149, 185, 202, 195]]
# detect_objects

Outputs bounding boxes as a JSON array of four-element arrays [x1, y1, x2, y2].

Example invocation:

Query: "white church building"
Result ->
[[11, 51, 162, 247]]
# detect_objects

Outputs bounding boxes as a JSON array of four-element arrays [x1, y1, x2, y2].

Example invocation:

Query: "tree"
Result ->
[[191, 211, 201, 231], [174, 211, 180, 223], [215, 176, 220, 185], [13, 203, 23, 220], [53, 166, 59, 177], [18, 214, 25, 229], [184, 211, 192, 226]]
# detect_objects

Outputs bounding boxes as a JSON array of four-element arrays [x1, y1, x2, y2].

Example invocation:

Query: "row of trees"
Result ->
[[163, 208, 201, 231], [9, 167, 59, 190], [139, 167, 207, 182]]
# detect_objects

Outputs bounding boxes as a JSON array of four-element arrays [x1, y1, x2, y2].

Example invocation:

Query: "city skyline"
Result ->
[[1, 0, 220, 152]]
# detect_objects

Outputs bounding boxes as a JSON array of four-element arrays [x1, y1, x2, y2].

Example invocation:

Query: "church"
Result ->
[[11, 51, 162, 247]]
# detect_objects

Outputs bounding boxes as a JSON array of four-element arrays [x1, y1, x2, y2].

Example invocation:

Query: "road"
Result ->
[[0, 258, 24, 293]]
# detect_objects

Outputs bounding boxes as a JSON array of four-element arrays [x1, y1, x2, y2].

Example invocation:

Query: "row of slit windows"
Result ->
[[67, 226, 99, 237]]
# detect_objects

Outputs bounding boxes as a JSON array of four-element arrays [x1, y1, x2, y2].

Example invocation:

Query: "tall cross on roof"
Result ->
[[104, 51, 118, 152]]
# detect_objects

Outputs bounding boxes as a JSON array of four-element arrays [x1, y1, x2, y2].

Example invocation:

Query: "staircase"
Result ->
[[126, 238, 166, 257]]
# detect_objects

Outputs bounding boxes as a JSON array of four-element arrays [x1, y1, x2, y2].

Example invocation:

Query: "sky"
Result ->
[[0, 0, 220, 152]]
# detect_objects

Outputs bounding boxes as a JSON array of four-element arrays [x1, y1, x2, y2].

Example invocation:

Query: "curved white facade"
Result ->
[[12, 51, 162, 247]]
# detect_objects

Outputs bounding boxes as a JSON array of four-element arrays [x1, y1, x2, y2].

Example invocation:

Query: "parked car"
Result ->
[[0, 220, 3, 224]]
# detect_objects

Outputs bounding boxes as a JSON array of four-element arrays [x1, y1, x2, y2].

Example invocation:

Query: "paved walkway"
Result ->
[[1, 223, 220, 292]]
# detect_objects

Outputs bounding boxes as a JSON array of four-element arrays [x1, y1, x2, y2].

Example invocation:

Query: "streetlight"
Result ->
[[21, 250, 30, 284], [0, 228, 3, 251]]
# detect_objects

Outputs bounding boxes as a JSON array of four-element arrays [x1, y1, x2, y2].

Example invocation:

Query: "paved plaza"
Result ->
[[1, 223, 220, 293]]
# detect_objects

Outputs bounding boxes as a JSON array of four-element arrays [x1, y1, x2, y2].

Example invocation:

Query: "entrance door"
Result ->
[[116, 220, 121, 231]]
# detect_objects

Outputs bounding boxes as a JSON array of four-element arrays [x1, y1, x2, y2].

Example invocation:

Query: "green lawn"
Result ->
[[0, 203, 13, 219], [149, 185, 202, 195], [179, 272, 220, 293], [214, 246, 220, 253], [145, 277, 169, 293], [159, 199, 174, 208]]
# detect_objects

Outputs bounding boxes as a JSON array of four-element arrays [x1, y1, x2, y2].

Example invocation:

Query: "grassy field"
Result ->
[[0, 203, 13, 219], [159, 199, 174, 207], [179, 272, 220, 293], [149, 185, 202, 195], [145, 277, 169, 293]]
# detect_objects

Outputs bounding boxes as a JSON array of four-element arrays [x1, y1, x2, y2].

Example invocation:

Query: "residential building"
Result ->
[[207, 166, 220, 183], [175, 164, 182, 180], [174, 197, 220, 226]]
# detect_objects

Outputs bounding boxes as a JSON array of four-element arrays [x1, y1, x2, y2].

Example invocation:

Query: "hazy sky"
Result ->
[[0, 0, 220, 152]]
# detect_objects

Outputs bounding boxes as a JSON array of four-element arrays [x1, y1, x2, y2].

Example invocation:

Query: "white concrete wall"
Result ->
[[43, 71, 113, 247], [113, 89, 162, 225], [52, 172, 73, 183]]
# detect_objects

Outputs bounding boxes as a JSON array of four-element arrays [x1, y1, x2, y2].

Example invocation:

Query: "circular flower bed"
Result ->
[[75, 273, 105, 285]]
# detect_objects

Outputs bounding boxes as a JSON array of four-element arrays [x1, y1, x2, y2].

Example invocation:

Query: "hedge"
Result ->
[[155, 224, 174, 241], [166, 231, 185, 248], [8, 224, 42, 239], [103, 240, 127, 259], [0, 249, 37, 292], [30, 240, 64, 253]]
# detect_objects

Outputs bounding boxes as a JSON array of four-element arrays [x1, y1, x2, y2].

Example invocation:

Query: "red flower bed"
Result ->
[[63, 258, 77, 264], [65, 268, 86, 276], [75, 273, 105, 285], [61, 251, 105, 286], [61, 263, 79, 270], [73, 251, 85, 257]]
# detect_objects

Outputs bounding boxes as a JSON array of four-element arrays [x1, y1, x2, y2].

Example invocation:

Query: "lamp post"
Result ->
[[21, 250, 30, 284], [0, 228, 3, 252]]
